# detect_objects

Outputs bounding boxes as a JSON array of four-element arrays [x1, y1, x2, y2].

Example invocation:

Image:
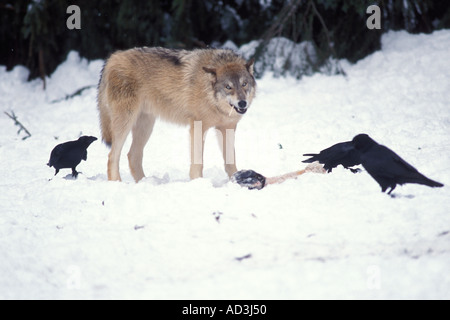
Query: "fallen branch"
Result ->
[[235, 254, 252, 262], [308, 0, 347, 76], [4, 111, 32, 140], [50, 85, 96, 104]]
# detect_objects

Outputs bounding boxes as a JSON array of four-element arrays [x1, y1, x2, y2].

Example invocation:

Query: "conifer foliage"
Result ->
[[1, 0, 449, 82]]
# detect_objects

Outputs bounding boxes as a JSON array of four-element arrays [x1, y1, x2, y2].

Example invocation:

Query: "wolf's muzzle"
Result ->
[[235, 100, 248, 114]]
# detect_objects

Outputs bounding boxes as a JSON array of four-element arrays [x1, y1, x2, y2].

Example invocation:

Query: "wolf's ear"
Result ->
[[203, 67, 217, 86], [203, 67, 217, 77], [245, 58, 255, 75]]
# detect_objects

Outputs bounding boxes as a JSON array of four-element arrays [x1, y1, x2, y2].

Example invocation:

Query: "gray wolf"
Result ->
[[47, 136, 97, 177], [97, 47, 256, 182]]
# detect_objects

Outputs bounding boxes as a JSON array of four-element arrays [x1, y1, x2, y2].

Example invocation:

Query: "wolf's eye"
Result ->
[[226, 85, 232, 90], [242, 82, 247, 87]]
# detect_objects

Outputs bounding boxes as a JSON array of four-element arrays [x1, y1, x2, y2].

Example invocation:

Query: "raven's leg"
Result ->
[[387, 185, 396, 195], [71, 168, 79, 178], [54, 169, 60, 176], [348, 167, 362, 174]]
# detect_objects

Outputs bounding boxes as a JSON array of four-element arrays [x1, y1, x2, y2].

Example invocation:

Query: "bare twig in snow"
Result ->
[[4, 111, 32, 140], [50, 85, 96, 104]]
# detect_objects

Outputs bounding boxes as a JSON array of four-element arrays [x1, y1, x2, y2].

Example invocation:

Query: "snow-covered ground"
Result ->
[[1, 30, 449, 300]]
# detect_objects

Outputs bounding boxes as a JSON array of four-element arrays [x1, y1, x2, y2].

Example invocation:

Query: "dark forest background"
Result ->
[[1, 0, 449, 83]]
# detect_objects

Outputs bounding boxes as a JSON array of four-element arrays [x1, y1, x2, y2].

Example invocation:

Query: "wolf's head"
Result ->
[[203, 55, 256, 116]]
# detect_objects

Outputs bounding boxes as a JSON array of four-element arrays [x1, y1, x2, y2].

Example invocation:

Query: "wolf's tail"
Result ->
[[97, 76, 112, 148], [99, 108, 112, 148]]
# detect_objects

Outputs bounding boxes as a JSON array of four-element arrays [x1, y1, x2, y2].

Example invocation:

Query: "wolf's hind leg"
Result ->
[[190, 119, 207, 179], [128, 112, 156, 182], [107, 104, 137, 181]]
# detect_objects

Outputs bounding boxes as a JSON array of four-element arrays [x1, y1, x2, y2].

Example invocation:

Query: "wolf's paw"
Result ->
[[231, 170, 266, 190]]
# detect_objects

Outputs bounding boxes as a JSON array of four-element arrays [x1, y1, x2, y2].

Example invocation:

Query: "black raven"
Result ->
[[235, 134, 444, 194], [47, 136, 97, 178], [303, 134, 444, 194], [352, 134, 444, 194], [302, 141, 361, 173]]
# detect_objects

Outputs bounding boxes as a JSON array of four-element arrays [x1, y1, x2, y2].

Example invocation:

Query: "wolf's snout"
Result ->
[[238, 100, 247, 109], [234, 100, 248, 114]]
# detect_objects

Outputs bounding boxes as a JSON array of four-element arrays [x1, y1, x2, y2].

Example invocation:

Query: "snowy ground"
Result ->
[[1, 30, 449, 300]]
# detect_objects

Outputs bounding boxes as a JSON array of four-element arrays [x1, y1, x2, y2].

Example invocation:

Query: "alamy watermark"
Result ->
[[67, 5, 381, 31], [192, 121, 236, 165], [367, 265, 382, 290], [66, 5, 81, 30], [366, 5, 382, 30], [66, 265, 82, 290]]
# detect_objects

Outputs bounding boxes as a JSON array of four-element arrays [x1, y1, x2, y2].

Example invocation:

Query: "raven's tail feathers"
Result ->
[[421, 177, 444, 188], [408, 174, 444, 188], [302, 154, 319, 163]]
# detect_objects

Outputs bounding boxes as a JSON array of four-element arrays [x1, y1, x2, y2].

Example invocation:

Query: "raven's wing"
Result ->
[[361, 145, 443, 191], [49, 141, 85, 169], [390, 149, 443, 187], [47, 144, 65, 167], [359, 146, 395, 191], [302, 141, 361, 172]]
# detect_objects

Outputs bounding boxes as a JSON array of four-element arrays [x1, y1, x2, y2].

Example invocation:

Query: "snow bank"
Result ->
[[238, 37, 319, 78], [0, 30, 449, 300]]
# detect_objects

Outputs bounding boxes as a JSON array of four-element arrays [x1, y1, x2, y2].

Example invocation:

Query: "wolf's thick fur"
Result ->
[[97, 47, 256, 182]]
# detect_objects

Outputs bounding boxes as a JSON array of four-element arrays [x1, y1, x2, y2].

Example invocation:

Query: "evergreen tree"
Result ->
[[0, 0, 448, 82]]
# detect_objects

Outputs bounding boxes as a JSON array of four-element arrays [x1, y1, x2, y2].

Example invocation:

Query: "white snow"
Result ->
[[1, 30, 449, 300]]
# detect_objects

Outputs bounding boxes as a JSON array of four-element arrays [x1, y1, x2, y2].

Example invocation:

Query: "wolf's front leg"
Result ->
[[216, 125, 238, 178]]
